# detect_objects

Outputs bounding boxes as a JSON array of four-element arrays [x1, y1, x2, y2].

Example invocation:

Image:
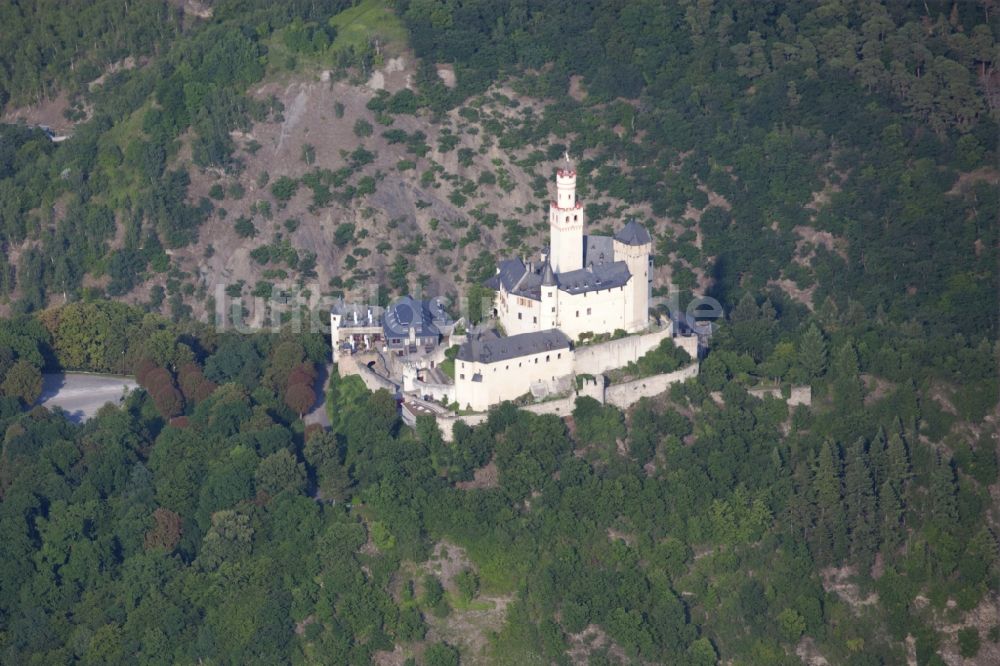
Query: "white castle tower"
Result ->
[[613, 219, 653, 332], [549, 164, 584, 274]]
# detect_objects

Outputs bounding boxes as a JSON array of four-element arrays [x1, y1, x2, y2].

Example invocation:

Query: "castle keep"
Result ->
[[485, 166, 652, 341]]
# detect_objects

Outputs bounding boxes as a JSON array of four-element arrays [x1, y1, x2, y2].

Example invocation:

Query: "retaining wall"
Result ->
[[339, 357, 399, 394], [573, 326, 674, 375], [436, 363, 700, 441], [605, 363, 700, 409]]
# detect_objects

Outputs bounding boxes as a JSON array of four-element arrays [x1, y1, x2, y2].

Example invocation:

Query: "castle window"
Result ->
[[587, 308, 592, 315], [574, 215, 578, 221], [546, 355, 550, 362], [518, 312, 522, 320], [557, 353, 561, 359], [576, 311, 579, 317], [534, 358, 538, 364], [533, 316, 537, 323], [551, 307, 555, 312]]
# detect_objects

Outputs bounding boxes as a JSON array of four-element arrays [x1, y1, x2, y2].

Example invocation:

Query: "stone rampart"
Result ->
[[605, 363, 699, 409]]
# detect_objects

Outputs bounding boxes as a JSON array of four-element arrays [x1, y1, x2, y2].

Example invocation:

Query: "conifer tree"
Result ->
[[930, 453, 958, 529], [731, 293, 759, 322], [812, 442, 847, 565], [797, 324, 828, 379], [958, 527, 998, 588], [844, 438, 878, 570], [831, 342, 865, 413], [869, 426, 889, 490], [785, 460, 815, 542], [885, 433, 912, 494], [879, 479, 905, 555], [816, 296, 840, 327]]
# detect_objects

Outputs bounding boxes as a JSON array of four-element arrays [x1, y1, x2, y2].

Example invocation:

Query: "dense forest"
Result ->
[[0, 0, 998, 664], [0, 298, 997, 664]]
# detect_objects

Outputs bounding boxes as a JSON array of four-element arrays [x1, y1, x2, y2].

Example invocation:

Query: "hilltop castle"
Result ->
[[449, 165, 690, 412], [331, 163, 699, 415], [485, 165, 652, 340]]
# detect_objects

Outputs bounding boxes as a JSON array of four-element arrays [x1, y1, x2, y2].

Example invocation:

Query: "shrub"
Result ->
[[271, 176, 299, 201], [234, 217, 257, 238], [424, 642, 459, 666], [455, 569, 478, 602], [353, 119, 373, 137], [958, 627, 981, 658], [334, 223, 356, 247]]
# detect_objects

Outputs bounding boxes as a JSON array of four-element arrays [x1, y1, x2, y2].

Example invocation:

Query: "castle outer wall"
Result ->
[[574, 324, 698, 375], [434, 362, 699, 441]]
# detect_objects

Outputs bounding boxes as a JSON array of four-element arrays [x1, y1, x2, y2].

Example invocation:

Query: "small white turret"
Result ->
[[539, 261, 558, 330], [556, 168, 576, 208]]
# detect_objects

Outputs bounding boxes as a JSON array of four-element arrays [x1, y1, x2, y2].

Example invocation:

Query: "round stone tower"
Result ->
[[613, 219, 653, 332]]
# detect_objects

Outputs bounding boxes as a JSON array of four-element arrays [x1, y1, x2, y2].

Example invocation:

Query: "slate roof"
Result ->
[[486, 256, 632, 298], [556, 261, 632, 294], [584, 235, 614, 266], [484, 222, 646, 299], [614, 219, 652, 246], [541, 261, 556, 286], [484, 258, 527, 292], [456, 329, 571, 364], [382, 296, 448, 339]]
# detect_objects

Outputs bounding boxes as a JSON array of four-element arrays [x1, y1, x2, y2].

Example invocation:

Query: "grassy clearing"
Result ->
[[328, 0, 407, 54], [262, 0, 407, 80], [447, 593, 495, 612]]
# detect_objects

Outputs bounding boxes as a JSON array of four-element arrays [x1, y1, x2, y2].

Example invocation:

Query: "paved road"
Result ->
[[38, 373, 138, 423]]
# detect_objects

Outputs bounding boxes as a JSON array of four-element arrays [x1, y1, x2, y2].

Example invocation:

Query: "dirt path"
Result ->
[[303, 363, 332, 429]]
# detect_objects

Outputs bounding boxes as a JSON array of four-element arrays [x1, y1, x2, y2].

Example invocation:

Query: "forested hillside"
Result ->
[[0, 298, 997, 664], [0, 0, 998, 664]]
